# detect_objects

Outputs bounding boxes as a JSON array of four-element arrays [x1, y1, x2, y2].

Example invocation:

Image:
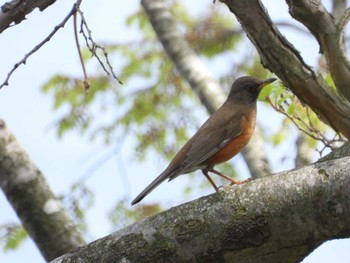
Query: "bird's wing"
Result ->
[[132, 108, 244, 204], [176, 110, 243, 175]]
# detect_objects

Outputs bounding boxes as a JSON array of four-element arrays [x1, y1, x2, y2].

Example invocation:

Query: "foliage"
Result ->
[[0, 224, 28, 252], [263, 77, 344, 153], [42, 75, 110, 138]]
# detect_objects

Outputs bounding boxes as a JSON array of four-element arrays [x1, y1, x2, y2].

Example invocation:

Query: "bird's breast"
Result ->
[[206, 109, 257, 165]]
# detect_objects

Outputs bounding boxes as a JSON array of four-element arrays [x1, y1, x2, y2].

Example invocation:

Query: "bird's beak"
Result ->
[[259, 78, 277, 89]]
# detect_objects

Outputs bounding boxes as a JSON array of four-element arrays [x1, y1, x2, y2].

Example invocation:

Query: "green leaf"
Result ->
[[1, 225, 28, 251], [287, 101, 296, 115]]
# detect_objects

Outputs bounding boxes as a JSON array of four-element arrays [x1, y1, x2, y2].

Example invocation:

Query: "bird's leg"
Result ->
[[201, 169, 219, 192], [208, 168, 251, 185]]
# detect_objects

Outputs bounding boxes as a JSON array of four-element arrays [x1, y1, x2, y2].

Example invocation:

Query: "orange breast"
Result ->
[[206, 113, 256, 165]]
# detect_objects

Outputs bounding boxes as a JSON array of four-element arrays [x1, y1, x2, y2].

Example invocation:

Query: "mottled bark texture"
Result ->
[[220, 0, 350, 139], [52, 156, 350, 263], [0, 120, 85, 261], [0, 0, 57, 33]]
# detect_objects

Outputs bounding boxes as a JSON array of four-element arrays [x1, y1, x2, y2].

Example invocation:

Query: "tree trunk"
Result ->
[[0, 120, 85, 261]]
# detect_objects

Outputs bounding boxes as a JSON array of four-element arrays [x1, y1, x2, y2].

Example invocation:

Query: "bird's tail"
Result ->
[[131, 170, 175, 205]]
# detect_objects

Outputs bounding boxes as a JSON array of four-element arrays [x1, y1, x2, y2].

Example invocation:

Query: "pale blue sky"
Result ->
[[0, 0, 348, 262]]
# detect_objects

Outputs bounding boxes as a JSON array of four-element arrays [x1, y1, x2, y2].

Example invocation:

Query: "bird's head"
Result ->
[[228, 76, 276, 103]]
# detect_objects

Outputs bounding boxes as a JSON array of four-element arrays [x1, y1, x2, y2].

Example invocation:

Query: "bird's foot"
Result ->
[[208, 168, 252, 186], [221, 178, 252, 190], [229, 177, 252, 185]]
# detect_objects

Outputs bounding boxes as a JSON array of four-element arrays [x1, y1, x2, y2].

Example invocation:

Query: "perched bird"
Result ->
[[131, 76, 276, 205]]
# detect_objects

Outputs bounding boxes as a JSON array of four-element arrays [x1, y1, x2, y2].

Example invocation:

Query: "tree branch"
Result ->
[[0, 120, 85, 261], [332, 0, 347, 20], [52, 156, 350, 262], [142, 0, 225, 113], [0, 0, 83, 89], [219, 0, 350, 139], [0, 0, 57, 33], [286, 0, 350, 102], [318, 141, 350, 162]]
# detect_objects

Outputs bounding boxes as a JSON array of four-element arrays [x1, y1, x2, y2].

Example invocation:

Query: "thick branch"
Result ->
[[220, 0, 350, 139], [286, 0, 350, 102], [52, 156, 350, 263], [0, 120, 85, 261], [0, 0, 56, 33]]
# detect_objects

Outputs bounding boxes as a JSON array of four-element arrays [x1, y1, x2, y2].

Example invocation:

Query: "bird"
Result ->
[[131, 76, 276, 205]]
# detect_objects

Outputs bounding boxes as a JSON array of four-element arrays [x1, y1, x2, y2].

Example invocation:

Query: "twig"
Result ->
[[284, 100, 331, 145], [0, 0, 83, 90], [265, 95, 344, 150], [73, 11, 90, 91], [77, 9, 123, 85]]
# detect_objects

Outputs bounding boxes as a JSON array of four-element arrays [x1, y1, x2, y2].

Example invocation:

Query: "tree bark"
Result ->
[[52, 156, 350, 263], [0, 0, 57, 33], [0, 120, 85, 261], [286, 0, 350, 101], [220, 0, 350, 139]]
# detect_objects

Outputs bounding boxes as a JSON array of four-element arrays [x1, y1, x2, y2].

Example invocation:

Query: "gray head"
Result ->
[[227, 76, 276, 103]]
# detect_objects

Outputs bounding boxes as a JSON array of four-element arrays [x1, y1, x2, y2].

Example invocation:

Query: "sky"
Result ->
[[0, 0, 349, 262]]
